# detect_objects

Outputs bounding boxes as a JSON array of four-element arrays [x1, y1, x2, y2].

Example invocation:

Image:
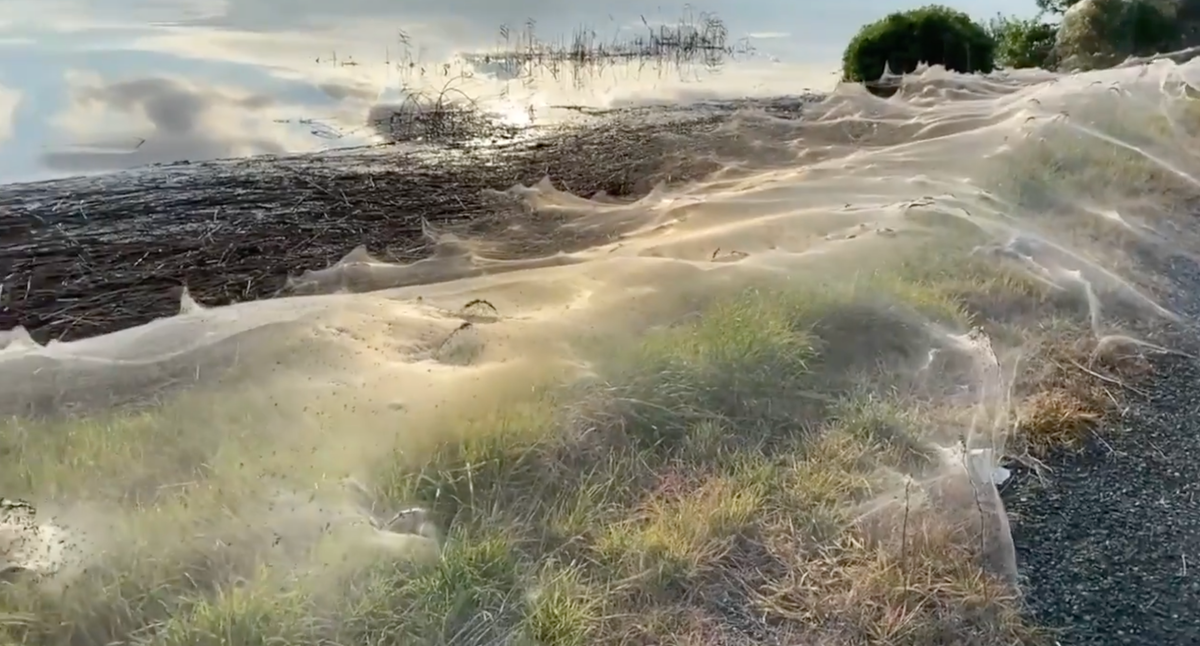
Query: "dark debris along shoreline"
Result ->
[[0, 98, 810, 344]]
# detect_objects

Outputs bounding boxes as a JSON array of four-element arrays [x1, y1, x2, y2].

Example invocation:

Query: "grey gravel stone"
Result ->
[[1003, 251, 1200, 645]]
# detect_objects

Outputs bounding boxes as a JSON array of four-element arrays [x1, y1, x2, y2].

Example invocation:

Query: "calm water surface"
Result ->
[[0, 0, 1041, 184]]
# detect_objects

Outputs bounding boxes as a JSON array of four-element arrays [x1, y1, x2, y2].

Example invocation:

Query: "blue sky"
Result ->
[[0, 0, 1044, 183]]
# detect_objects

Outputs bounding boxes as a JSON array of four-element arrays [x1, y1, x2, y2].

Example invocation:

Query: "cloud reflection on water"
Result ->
[[41, 72, 325, 172], [0, 0, 1041, 183]]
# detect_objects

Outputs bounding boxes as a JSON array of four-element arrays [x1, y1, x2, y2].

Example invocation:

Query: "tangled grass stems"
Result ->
[[368, 76, 521, 145], [1, 243, 1142, 646], [4, 59, 1190, 646]]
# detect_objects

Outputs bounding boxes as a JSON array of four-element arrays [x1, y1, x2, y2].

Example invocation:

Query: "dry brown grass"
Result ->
[[1018, 387, 1104, 456], [0, 257, 1122, 646], [5, 27, 1193, 645], [1012, 332, 1154, 458]]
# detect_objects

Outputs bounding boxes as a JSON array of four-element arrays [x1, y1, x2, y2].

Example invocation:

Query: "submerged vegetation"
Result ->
[[370, 11, 751, 144], [469, 9, 750, 83]]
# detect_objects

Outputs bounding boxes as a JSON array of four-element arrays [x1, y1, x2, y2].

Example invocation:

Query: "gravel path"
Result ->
[[1004, 253, 1200, 645]]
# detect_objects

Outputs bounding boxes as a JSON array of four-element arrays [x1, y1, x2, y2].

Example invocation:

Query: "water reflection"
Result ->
[[0, 0, 1033, 183], [41, 72, 328, 173]]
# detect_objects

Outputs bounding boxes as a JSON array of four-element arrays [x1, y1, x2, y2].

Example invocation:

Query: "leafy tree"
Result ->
[[988, 14, 1059, 68], [1123, 0, 1181, 53], [1056, 0, 1180, 69], [841, 5, 997, 82], [1036, 0, 1085, 14]]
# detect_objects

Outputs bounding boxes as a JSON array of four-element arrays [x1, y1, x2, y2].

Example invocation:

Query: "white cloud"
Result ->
[[0, 0, 229, 31], [127, 23, 427, 89], [748, 32, 790, 39]]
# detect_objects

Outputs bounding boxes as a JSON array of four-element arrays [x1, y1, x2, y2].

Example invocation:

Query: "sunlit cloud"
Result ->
[[127, 23, 425, 88]]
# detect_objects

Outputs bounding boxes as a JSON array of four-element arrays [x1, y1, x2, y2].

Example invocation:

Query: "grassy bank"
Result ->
[[1, 237, 1144, 646], [3, 66, 1192, 646]]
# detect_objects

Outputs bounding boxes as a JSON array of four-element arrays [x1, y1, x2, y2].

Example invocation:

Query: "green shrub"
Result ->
[[1123, 0, 1181, 53], [1056, 0, 1180, 70], [988, 14, 1059, 69], [1037, 0, 1085, 14], [841, 5, 997, 82]]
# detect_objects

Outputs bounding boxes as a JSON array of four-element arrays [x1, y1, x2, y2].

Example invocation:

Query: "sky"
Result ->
[[0, 0, 1043, 184]]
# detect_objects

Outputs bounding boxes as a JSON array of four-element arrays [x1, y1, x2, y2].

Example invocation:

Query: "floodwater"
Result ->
[[0, 0, 1038, 184]]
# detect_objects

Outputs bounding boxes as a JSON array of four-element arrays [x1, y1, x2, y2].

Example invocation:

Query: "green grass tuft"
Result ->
[[2, 242, 1137, 645]]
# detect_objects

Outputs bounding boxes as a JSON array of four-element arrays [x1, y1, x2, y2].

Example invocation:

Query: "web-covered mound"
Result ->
[[2, 55, 1199, 644]]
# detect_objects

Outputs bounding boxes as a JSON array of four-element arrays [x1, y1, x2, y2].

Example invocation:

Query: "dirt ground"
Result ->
[[0, 99, 808, 343]]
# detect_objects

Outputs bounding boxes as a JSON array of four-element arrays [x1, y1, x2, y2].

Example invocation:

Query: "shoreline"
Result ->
[[5, 79, 1200, 643], [0, 98, 814, 344]]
